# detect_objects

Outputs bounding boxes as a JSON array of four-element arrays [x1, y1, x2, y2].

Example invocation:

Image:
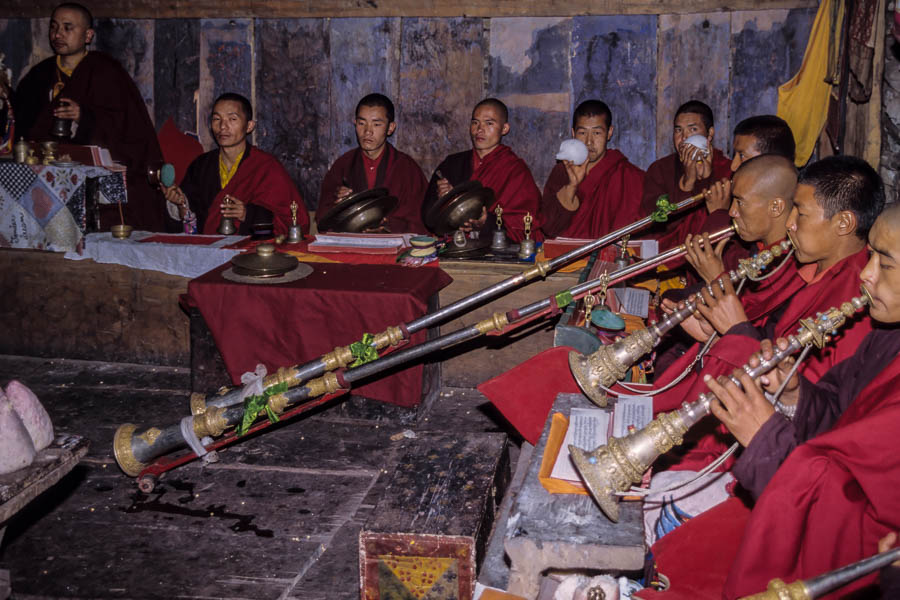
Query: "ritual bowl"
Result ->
[[111, 224, 133, 239]]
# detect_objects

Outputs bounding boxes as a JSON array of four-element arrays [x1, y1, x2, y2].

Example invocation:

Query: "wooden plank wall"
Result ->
[[0, 6, 816, 209]]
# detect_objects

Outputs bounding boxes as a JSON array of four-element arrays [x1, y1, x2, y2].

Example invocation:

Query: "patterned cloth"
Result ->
[[0, 162, 125, 251]]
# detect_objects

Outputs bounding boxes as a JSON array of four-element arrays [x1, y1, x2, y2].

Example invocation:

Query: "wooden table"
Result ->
[[0, 434, 90, 600], [503, 393, 644, 599]]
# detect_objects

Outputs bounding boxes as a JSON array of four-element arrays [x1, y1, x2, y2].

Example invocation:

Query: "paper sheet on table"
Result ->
[[612, 396, 653, 438], [613, 287, 650, 319], [310, 233, 411, 248], [550, 408, 610, 482]]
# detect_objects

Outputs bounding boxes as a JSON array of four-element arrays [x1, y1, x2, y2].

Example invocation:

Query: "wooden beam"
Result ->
[[2, 0, 818, 19]]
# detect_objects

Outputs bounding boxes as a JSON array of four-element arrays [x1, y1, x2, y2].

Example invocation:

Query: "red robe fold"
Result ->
[[200, 146, 305, 236], [14, 51, 166, 231], [642, 149, 733, 255], [539, 149, 645, 239], [471, 145, 542, 243], [317, 143, 427, 233]]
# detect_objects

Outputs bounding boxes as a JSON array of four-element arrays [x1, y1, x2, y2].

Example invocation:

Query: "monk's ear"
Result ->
[[707, 126, 715, 142], [387, 121, 397, 137], [501, 122, 510, 137], [834, 210, 858, 237], [245, 119, 257, 135], [85, 28, 94, 44], [769, 197, 786, 218], [607, 125, 614, 142]]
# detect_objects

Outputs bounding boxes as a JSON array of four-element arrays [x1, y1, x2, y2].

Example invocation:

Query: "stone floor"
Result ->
[[0, 355, 521, 600]]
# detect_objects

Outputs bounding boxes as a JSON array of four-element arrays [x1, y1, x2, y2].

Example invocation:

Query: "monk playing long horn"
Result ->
[[634, 198, 899, 600]]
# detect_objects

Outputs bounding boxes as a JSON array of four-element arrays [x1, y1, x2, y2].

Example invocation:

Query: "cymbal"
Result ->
[[231, 243, 299, 277], [318, 187, 398, 233], [425, 180, 494, 235]]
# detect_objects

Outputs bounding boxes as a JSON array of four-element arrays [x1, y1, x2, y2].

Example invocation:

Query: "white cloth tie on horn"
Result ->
[[239, 363, 268, 404]]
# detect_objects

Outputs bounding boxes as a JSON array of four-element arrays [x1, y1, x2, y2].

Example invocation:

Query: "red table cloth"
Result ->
[[187, 262, 453, 407]]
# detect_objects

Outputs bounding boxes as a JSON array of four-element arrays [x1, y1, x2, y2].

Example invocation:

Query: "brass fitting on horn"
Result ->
[[738, 579, 810, 600]]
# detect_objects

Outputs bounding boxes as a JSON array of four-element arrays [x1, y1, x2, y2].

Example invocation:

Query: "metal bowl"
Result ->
[[318, 188, 398, 233], [425, 181, 494, 235], [231, 243, 299, 277], [110, 224, 133, 239]]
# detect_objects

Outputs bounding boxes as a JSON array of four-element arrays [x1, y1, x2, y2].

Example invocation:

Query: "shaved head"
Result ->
[[473, 98, 508, 124], [734, 154, 798, 207]]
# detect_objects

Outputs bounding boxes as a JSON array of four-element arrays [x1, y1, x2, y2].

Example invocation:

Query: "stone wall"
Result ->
[[1, 11, 816, 209]]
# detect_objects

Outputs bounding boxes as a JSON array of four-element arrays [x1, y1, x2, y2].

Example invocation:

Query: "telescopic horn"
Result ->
[[569, 288, 869, 522], [114, 225, 736, 481], [569, 237, 792, 405]]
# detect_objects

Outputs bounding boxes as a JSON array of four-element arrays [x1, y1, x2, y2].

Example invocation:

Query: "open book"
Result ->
[[308, 233, 412, 254], [550, 396, 653, 484]]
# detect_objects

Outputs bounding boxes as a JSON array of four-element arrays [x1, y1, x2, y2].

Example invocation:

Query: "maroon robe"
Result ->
[[539, 149, 645, 239], [636, 329, 900, 600], [14, 51, 166, 231], [181, 145, 306, 236], [642, 149, 733, 254], [422, 145, 541, 243], [317, 143, 427, 233]]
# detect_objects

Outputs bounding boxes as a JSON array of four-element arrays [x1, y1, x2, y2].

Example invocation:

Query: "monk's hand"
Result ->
[[436, 177, 452, 198], [696, 144, 713, 180], [363, 218, 389, 233], [336, 185, 353, 202], [460, 206, 488, 232], [749, 337, 800, 404], [221, 195, 246, 221], [678, 142, 699, 192], [695, 274, 748, 335], [685, 232, 727, 283], [162, 184, 186, 207], [673, 296, 715, 343], [53, 97, 81, 122], [704, 178, 731, 213], [556, 161, 584, 212], [878, 532, 900, 567], [706, 370, 774, 447]]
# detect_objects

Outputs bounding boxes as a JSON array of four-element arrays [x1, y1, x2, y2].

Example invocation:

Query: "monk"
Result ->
[[317, 94, 427, 233], [637, 200, 900, 600], [641, 100, 733, 251], [539, 99, 644, 239], [162, 93, 306, 237], [13, 3, 167, 231], [422, 98, 541, 243]]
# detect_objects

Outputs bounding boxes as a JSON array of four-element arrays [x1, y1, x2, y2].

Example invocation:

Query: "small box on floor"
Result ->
[[359, 432, 510, 600]]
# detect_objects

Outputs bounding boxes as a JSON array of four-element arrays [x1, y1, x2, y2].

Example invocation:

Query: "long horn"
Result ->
[[569, 237, 793, 405], [568, 288, 870, 522], [114, 225, 735, 481], [183, 191, 711, 417], [739, 547, 900, 599]]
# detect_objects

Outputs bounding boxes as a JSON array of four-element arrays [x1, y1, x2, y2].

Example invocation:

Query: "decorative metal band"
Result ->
[[322, 346, 355, 370], [655, 412, 687, 450], [193, 406, 228, 438], [523, 260, 551, 280], [190, 393, 207, 416], [475, 312, 509, 334], [306, 372, 343, 398], [113, 424, 147, 477], [138, 427, 162, 446], [738, 579, 811, 600], [607, 437, 645, 485], [373, 325, 405, 349], [267, 393, 289, 415], [264, 366, 298, 390]]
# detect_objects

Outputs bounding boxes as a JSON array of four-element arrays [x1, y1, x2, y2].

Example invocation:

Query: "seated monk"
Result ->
[[641, 100, 733, 251], [636, 200, 900, 600], [421, 98, 541, 243], [316, 93, 427, 233], [539, 99, 644, 239], [13, 2, 166, 231], [162, 93, 306, 237]]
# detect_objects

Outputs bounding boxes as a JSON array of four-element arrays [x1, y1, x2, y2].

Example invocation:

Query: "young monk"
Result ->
[[641, 101, 733, 250], [421, 98, 541, 242], [317, 93, 427, 233], [539, 99, 644, 239], [638, 200, 900, 600]]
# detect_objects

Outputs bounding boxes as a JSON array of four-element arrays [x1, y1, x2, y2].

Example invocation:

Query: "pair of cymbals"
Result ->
[[318, 187, 399, 233], [424, 180, 495, 235]]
